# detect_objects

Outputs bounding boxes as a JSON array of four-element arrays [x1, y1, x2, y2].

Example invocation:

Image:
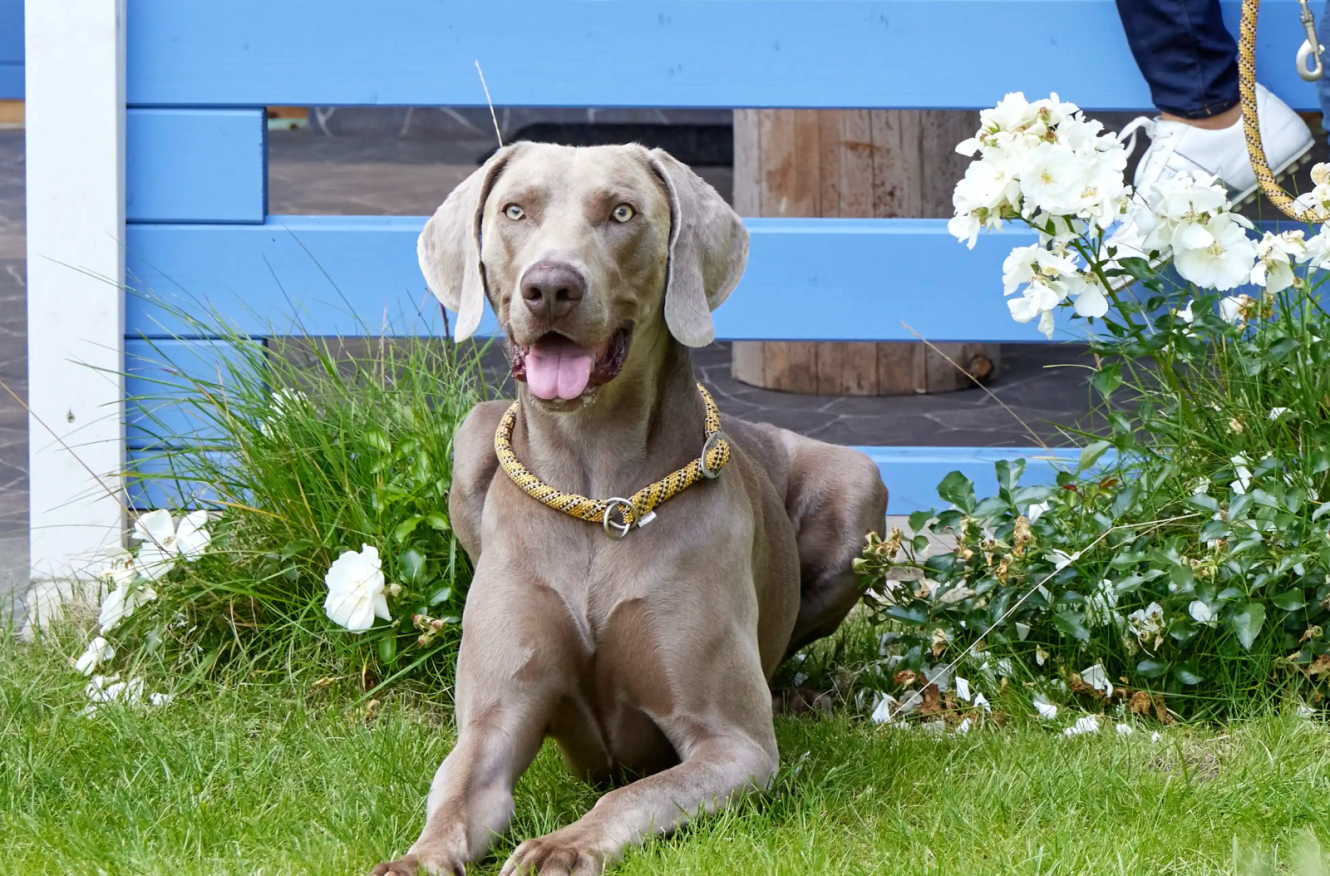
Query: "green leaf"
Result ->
[[1186, 493, 1219, 513], [1230, 602, 1267, 650], [908, 510, 934, 532], [995, 459, 1026, 495], [427, 585, 453, 607], [1311, 449, 1330, 476], [937, 471, 977, 514], [423, 512, 451, 531], [1117, 256, 1154, 282], [1174, 662, 1204, 685], [1312, 501, 1330, 522], [974, 497, 1011, 519], [884, 604, 929, 626], [378, 634, 397, 664], [1078, 440, 1113, 473], [393, 516, 423, 544], [398, 548, 427, 585], [1092, 364, 1123, 399], [1053, 611, 1091, 642], [1136, 658, 1168, 678], [1271, 590, 1307, 612], [1110, 487, 1137, 520], [279, 539, 314, 560]]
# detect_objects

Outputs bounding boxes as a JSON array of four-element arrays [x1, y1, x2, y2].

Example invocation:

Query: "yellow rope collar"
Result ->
[[494, 383, 731, 538]]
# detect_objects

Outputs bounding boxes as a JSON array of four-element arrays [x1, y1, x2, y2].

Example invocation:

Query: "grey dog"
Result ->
[[372, 143, 887, 876]]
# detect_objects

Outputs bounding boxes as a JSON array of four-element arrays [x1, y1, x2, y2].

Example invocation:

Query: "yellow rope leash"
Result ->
[[494, 383, 731, 538], [1238, 0, 1329, 221]]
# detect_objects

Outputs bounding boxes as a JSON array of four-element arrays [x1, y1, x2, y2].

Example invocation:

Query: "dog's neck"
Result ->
[[514, 330, 705, 495]]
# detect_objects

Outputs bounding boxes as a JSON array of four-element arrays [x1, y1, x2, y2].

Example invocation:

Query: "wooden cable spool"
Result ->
[[730, 109, 1000, 396]]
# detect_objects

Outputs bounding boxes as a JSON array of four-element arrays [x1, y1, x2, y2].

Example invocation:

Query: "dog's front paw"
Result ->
[[499, 830, 605, 876], [370, 849, 465, 876]]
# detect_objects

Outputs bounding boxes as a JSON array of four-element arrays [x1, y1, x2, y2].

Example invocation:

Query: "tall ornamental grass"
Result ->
[[95, 304, 493, 693]]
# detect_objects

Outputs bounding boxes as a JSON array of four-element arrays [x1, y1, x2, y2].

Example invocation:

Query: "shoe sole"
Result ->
[[1228, 138, 1317, 211], [1110, 139, 1317, 292]]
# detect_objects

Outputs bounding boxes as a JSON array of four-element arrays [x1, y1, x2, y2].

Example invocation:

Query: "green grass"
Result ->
[[4, 629, 1330, 875]]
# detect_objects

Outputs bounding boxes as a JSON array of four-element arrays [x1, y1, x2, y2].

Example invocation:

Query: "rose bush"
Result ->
[[857, 93, 1330, 723]]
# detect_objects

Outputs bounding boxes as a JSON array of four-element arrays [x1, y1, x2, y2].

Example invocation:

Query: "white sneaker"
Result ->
[[1109, 84, 1314, 265], [1120, 83, 1313, 206]]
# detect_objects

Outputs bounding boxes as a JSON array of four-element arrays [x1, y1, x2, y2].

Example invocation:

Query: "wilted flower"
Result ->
[[1086, 580, 1122, 628], [1063, 715, 1100, 737], [323, 544, 391, 633], [74, 636, 114, 676], [98, 580, 158, 633], [1230, 454, 1253, 495], [1080, 663, 1113, 697], [1128, 602, 1166, 650], [1189, 600, 1218, 626], [1033, 693, 1058, 720]]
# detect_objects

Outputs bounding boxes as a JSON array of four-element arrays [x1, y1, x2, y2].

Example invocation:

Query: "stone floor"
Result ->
[[1, 124, 1114, 601]]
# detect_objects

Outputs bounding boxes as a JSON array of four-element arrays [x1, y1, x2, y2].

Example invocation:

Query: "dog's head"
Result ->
[[418, 142, 747, 410]]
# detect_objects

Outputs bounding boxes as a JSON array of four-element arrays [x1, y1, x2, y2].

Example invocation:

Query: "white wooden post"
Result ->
[[25, 1, 127, 598]]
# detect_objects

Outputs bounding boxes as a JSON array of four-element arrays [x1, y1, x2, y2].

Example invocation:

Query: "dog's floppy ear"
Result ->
[[648, 148, 749, 347], [418, 144, 520, 341]]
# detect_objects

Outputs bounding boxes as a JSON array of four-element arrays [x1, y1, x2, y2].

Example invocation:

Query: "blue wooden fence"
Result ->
[[121, 0, 1325, 513], [0, 0, 21, 99]]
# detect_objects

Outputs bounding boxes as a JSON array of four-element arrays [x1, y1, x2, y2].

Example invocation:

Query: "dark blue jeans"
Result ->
[[1116, 0, 1241, 118]]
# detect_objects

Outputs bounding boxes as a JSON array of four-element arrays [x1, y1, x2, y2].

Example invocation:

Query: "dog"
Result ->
[[371, 143, 887, 876]]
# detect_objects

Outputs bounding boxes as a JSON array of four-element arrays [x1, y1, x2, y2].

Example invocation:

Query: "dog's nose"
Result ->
[[520, 262, 586, 323]]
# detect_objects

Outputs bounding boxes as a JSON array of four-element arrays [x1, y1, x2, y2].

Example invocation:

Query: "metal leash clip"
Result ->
[[1298, 0, 1324, 81]]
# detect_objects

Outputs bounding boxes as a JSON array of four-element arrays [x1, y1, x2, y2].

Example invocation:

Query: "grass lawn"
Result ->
[[3, 632, 1330, 875]]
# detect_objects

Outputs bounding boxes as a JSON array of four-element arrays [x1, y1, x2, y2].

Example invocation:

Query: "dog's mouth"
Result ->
[[510, 326, 632, 402]]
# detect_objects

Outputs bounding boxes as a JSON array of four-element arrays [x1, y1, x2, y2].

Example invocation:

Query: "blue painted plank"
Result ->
[[857, 446, 1082, 514], [127, 108, 267, 223], [126, 338, 267, 448], [124, 215, 1303, 342], [125, 215, 1059, 342], [126, 443, 1082, 512], [0, 0, 21, 99], [126, 449, 226, 510], [0, 66, 20, 100], [125, 0, 1322, 111]]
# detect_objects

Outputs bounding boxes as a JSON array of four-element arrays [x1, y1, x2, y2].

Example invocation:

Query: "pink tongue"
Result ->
[[524, 336, 594, 401]]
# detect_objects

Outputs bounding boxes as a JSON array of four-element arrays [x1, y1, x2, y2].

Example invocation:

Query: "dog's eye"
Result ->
[[612, 204, 635, 223], [504, 204, 525, 221]]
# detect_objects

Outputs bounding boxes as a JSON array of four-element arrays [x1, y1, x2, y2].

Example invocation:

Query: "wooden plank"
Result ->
[[127, 108, 267, 223], [125, 338, 267, 448], [876, 342, 926, 395], [26, 0, 127, 582], [123, 0, 1322, 111], [834, 110, 874, 219], [731, 109, 761, 217], [124, 216, 1301, 343]]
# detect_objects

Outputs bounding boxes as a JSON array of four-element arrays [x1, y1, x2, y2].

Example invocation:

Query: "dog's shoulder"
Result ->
[[449, 400, 511, 560]]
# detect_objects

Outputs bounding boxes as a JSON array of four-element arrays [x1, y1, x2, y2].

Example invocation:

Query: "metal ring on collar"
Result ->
[[602, 497, 634, 539], [699, 431, 727, 479]]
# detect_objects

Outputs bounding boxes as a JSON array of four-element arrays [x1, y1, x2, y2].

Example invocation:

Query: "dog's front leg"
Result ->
[[500, 645, 779, 875], [372, 576, 577, 876]]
